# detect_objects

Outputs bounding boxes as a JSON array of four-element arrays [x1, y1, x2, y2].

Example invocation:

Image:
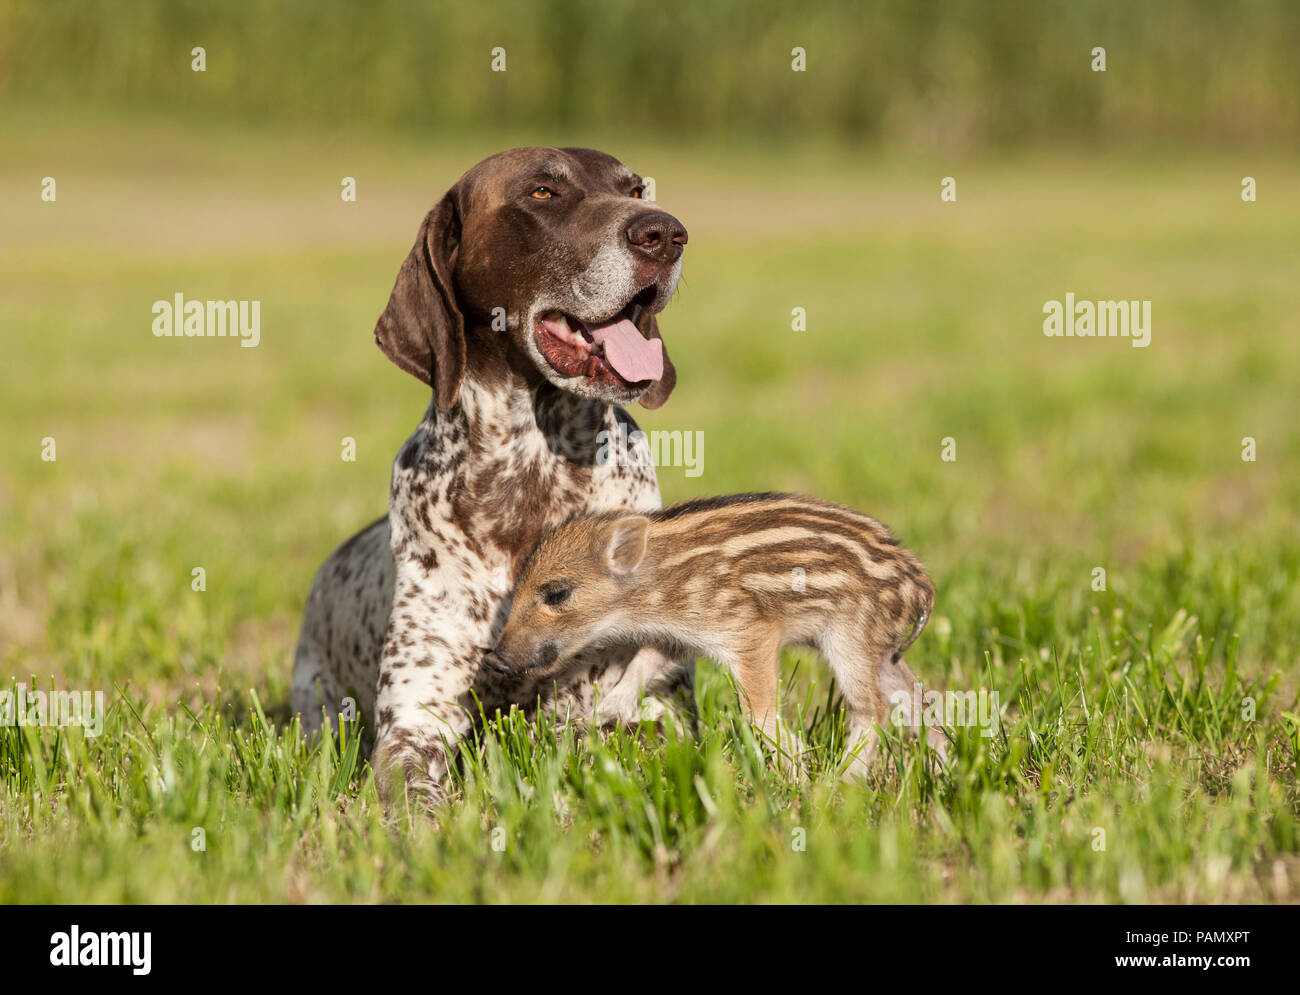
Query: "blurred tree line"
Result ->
[[2, 0, 1297, 147]]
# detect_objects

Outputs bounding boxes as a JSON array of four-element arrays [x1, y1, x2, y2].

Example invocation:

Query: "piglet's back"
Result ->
[[646, 493, 932, 633]]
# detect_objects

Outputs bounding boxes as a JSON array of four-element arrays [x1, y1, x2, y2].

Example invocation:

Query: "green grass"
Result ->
[[1, 109, 1297, 903]]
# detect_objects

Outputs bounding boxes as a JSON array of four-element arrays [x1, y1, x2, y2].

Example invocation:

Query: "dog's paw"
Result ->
[[371, 742, 449, 815]]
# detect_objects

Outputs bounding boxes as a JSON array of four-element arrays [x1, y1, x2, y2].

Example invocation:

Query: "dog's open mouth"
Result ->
[[534, 287, 662, 386]]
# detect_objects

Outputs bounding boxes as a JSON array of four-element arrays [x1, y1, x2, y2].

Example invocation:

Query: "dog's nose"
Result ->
[[626, 210, 688, 264]]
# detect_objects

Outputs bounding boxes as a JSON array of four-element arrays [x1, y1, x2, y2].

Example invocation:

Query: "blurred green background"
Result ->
[[1, 2, 1297, 902], [4, 0, 1299, 147]]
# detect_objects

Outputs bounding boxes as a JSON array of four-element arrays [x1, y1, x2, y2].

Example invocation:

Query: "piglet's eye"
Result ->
[[540, 583, 573, 607]]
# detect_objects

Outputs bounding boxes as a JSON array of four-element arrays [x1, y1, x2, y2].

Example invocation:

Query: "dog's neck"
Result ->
[[400, 361, 614, 562], [457, 335, 595, 429], [405, 336, 611, 489], [457, 377, 605, 451], [457, 333, 607, 445]]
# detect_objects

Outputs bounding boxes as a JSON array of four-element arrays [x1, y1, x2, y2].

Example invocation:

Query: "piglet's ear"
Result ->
[[605, 516, 650, 576]]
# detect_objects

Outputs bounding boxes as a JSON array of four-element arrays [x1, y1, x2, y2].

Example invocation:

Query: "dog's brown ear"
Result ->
[[374, 190, 465, 410], [637, 313, 676, 410]]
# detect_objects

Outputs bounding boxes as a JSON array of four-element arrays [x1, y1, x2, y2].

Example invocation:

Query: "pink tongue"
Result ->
[[588, 317, 663, 383]]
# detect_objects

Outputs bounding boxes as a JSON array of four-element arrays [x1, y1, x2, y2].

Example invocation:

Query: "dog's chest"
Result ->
[[394, 392, 659, 597], [474, 408, 659, 564]]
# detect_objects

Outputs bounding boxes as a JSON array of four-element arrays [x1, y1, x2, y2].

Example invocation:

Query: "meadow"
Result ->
[[1, 108, 1297, 902]]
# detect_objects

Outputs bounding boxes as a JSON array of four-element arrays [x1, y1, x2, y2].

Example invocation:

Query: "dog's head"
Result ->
[[375, 147, 686, 410]]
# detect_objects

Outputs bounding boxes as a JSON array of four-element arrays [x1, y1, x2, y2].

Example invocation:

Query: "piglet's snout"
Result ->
[[482, 648, 513, 675]]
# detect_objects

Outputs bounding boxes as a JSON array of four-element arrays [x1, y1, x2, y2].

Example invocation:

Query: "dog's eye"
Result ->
[[630, 187, 643, 199], [540, 582, 573, 607], [531, 186, 556, 200]]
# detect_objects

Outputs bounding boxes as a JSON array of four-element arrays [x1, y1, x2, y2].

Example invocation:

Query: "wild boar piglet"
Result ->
[[485, 493, 947, 777]]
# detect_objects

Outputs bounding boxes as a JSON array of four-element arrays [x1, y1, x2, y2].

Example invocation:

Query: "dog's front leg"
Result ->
[[370, 565, 489, 810]]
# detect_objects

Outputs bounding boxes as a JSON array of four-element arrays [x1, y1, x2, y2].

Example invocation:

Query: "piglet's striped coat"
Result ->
[[486, 493, 947, 776]]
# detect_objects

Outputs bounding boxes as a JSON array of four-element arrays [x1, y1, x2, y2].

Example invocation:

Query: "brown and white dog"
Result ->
[[290, 147, 695, 805]]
